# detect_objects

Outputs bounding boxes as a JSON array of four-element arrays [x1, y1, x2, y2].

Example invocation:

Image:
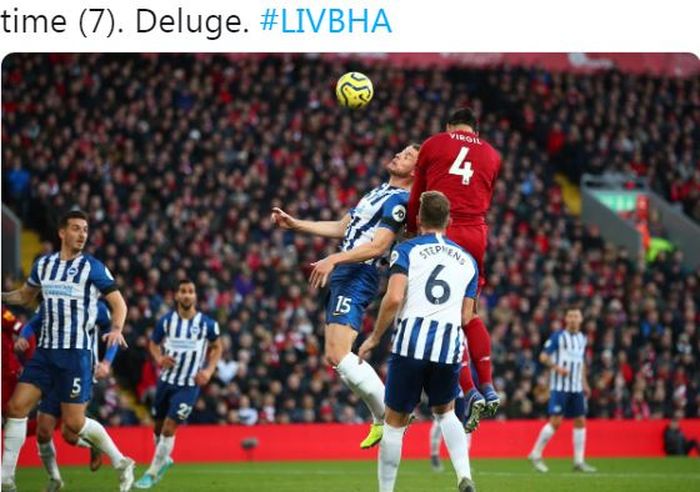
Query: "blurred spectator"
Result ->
[[664, 413, 700, 456]]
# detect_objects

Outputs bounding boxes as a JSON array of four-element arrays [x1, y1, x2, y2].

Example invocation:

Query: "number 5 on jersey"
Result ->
[[449, 146, 474, 185]]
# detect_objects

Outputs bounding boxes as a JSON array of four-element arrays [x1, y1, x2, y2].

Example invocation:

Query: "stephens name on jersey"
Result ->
[[152, 310, 220, 386], [388, 233, 478, 364]]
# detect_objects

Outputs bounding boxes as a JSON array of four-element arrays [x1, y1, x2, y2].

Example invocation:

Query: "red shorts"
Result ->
[[446, 223, 488, 290]]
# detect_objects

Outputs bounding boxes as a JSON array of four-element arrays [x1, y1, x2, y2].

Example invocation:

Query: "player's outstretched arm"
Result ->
[[1, 284, 40, 307], [358, 273, 407, 361], [309, 228, 397, 288], [271, 207, 350, 239]]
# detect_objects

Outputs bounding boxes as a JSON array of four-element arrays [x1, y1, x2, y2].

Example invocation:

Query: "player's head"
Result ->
[[417, 191, 451, 233], [175, 279, 197, 311], [564, 305, 583, 331], [58, 210, 89, 254], [386, 143, 419, 179], [446, 107, 479, 133]]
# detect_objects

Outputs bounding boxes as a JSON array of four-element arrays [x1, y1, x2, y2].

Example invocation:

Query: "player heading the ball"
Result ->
[[271, 144, 418, 449]]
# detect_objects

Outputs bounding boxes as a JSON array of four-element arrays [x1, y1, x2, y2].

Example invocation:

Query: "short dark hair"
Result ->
[[447, 107, 479, 131], [565, 304, 582, 314], [419, 191, 450, 229], [410, 142, 421, 152], [59, 210, 89, 229], [177, 278, 195, 289]]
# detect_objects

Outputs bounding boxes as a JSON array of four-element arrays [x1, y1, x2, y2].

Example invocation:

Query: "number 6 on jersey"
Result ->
[[449, 146, 474, 185]]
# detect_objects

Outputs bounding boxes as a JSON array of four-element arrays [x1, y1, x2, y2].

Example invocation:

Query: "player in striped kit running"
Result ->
[[134, 279, 222, 489], [528, 306, 596, 473], [359, 191, 477, 492], [1, 210, 134, 492]]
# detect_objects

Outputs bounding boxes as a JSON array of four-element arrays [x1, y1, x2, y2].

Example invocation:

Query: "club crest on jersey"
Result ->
[[190, 325, 201, 337], [391, 204, 406, 222], [67, 266, 79, 277], [390, 250, 399, 267]]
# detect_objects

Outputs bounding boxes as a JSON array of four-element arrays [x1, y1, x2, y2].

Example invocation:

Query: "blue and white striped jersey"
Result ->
[[27, 253, 117, 351], [24, 300, 112, 364], [341, 183, 409, 263], [544, 329, 587, 393], [389, 233, 478, 364], [152, 310, 220, 387]]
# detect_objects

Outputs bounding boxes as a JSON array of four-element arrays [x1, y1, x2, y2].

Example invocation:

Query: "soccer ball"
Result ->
[[335, 72, 374, 109]]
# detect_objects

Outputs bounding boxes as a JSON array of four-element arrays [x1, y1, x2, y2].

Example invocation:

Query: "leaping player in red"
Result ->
[[407, 107, 501, 432], [2, 306, 36, 435]]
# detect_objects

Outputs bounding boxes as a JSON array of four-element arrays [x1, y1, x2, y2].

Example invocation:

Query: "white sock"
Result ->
[[378, 424, 405, 492], [573, 428, 586, 464], [336, 352, 385, 424], [2, 417, 27, 481], [429, 418, 442, 457], [147, 436, 175, 476], [78, 418, 125, 467], [75, 437, 92, 448], [436, 411, 471, 481], [531, 423, 556, 459], [466, 432, 472, 454], [38, 440, 62, 481]]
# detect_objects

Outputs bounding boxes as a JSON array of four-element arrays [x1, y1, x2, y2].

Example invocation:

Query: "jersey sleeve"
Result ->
[[151, 316, 167, 344], [389, 243, 411, 276], [96, 301, 112, 330], [27, 258, 42, 287], [378, 193, 408, 233], [87, 257, 118, 295], [206, 318, 221, 341], [543, 332, 560, 355], [464, 257, 479, 299]]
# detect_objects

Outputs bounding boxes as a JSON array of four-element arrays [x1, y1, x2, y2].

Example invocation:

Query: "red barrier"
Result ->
[[14, 419, 700, 466]]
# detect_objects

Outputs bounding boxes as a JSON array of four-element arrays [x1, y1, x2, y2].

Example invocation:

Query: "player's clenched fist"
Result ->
[[271, 207, 298, 230]]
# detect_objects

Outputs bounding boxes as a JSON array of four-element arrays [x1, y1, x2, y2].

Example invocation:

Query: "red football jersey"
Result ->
[[407, 130, 501, 232]]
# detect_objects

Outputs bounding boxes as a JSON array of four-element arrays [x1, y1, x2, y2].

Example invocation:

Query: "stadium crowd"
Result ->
[[2, 53, 699, 426]]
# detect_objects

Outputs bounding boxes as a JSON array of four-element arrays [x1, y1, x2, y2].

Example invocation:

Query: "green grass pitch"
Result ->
[[16, 458, 700, 491]]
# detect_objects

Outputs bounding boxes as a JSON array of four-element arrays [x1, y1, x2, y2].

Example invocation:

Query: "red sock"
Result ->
[[465, 316, 493, 386], [458, 356, 475, 393]]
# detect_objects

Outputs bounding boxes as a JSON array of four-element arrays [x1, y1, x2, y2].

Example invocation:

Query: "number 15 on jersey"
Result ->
[[449, 146, 474, 185]]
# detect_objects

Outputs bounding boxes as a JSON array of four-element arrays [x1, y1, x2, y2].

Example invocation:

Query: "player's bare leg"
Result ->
[[2, 382, 42, 491], [36, 413, 63, 491], [326, 323, 385, 448], [135, 418, 177, 488], [65, 402, 134, 491], [572, 417, 596, 472], [528, 415, 561, 472], [61, 423, 103, 471]]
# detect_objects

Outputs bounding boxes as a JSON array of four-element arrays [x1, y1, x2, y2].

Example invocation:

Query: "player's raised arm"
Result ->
[[271, 207, 350, 239]]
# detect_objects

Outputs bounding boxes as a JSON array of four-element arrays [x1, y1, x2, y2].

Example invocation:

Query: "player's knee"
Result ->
[[324, 342, 349, 367], [161, 419, 178, 437], [61, 425, 78, 445], [6, 397, 29, 419], [573, 417, 585, 428], [62, 415, 85, 434], [36, 423, 53, 443]]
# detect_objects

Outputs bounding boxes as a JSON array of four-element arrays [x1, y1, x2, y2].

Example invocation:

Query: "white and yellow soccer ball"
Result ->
[[335, 71, 374, 109]]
